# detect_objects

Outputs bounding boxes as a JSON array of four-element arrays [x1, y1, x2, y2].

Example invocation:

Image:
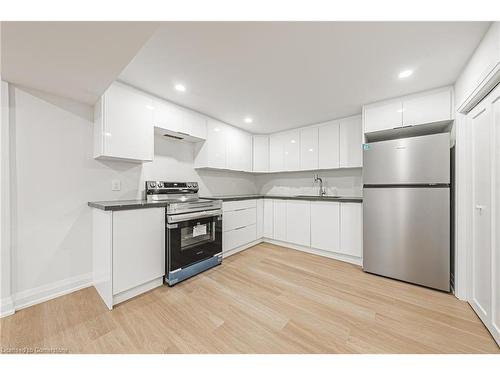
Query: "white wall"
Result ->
[[255, 168, 362, 197], [6, 84, 257, 307]]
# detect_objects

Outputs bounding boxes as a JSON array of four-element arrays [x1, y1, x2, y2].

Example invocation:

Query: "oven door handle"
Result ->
[[167, 209, 222, 224]]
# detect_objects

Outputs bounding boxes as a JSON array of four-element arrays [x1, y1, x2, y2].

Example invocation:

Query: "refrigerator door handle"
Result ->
[[475, 205, 486, 214]]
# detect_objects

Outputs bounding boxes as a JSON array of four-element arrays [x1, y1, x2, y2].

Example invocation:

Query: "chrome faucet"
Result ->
[[313, 174, 326, 197]]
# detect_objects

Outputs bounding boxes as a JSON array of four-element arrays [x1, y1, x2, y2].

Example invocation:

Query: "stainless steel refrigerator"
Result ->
[[363, 133, 451, 292]]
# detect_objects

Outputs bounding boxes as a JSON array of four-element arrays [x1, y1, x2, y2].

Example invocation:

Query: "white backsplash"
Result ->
[[255, 168, 363, 197]]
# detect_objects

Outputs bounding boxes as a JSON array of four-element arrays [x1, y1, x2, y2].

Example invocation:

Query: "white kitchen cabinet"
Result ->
[[227, 126, 253, 172], [273, 200, 287, 241], [363, 87, 453, 135], [194, 119, 228, 169], [269, 133, 285, 172], [310, 201, 340, 253], [112, 208, 165, 295], [318, 121, 340, 169], [263, 199, 274, 238], [339, 115, 362, 168], [299, 127, 319, 170], [363, 100, 402, 133], [256, 199, 264, 238], [340, 203, 362, 258], [152, 98, 206, 141], [223, 225, 257, 252], [94, 81, 154, 162], [253, 135, 270, 172], [222, 200, 257, 254], [402, 88, 452, 127], [283, 130, 300, 171], [286, 200, 311, 247], [223, 207, 256, 232]]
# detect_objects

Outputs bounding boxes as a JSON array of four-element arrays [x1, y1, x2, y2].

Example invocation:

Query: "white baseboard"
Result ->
[[13, 272, 93, 312], [112, 277, 163, 306], [223, 237, 362, 267], [262, 238, 363, 266], [0, 296, 15, 318], [223, 238, 263, 258]]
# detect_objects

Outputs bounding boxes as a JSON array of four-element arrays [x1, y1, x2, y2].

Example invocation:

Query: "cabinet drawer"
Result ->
[[223, 199, 257, 212], [223, 208, 256, 232], [223, 224, 257, 252]]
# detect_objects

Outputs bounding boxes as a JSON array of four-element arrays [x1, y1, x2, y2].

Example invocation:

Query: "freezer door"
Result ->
[[363, 133, 450, 185], [363, 187, 450, 291]]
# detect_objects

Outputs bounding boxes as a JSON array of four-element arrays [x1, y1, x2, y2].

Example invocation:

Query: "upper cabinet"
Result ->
[[153, 98, 207, 141], [318, 121, 340, 169], [270, 130, 300, 172], [94, 81, 154, 162], [299, 127, 319, 170], [363, 86, 453, 136], [339, 115, 362, 168], [194, 119, 252, 171], [253, 135, 270, 172]]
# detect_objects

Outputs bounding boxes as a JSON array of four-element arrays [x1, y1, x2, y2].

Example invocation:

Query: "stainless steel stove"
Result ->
[[145, 181, 223, 286]]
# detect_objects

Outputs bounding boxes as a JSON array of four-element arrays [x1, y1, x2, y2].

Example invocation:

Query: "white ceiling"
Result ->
[[1, 22, 159, 104], [120, 22, 489, 134]]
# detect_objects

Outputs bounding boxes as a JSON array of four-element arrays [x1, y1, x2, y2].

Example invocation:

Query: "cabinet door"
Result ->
[[256, 199, 264, 239], [310, 201, 340, 253], [300, 127, 319, 170], [253, 135, 270, 172], [318, 121, 340, 169], [273, 200, 287, 241], [227, 127, 252, 171], [364, 100, 403, 133], [206, 119, 227, 168], [263, 199, 274, 238], [269, 134, 285, 172], [103, 82, 154, 161], [339, 116, 362, 168], [184, 110, 207, 140], [340, 203, 362, 258], [286, 200, 311, 246], [112, 208, 165, 295], [403, 89, 452, 127], [152, 98, 183, 132], [283, 130, 300, 171]]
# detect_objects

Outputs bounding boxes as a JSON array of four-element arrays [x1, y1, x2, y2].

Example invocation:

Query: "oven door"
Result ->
[[166, 209, 222, 272]]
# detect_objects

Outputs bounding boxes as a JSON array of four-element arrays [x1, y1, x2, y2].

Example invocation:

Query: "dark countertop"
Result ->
[[201, 194, 363, 203], [88, 200, 170, 211], [89, 194, 362, 211]]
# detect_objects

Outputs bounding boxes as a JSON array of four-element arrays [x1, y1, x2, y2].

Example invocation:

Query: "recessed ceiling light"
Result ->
[[398, 69, 413, 79], [174, 84, 186, 92], [244, 117, 253, 124]]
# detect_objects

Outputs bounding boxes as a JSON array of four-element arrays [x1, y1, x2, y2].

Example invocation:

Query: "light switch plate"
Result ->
[[111, 179, 121, 191]]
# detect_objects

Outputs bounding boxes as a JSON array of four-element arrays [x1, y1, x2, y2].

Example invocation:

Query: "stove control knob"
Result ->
[[150, 182, 156, 188], [157, 182, 163, 188]]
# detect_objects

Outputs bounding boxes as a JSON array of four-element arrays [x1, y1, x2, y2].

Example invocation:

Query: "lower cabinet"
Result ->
[[340, 202, 363, 258], [263, 199, 274, 238], [286, 200, 311, 246], [222, 200, 258, 254], [273, 200, 287, 241], [92, 207, 165, 309], [310, 201, 340, 253]]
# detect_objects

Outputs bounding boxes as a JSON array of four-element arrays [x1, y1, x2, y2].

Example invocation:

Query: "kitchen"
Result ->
[[1, 15, 500, 366]]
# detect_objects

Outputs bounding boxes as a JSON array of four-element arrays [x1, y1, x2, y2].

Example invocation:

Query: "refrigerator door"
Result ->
[[363, 187, 450, 291], [363, 133, 450, 185]]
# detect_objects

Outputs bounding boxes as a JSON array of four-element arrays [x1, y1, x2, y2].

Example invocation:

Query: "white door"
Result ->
[[283, 130, 300, 171], [273, 200, 287, 241], [253, 135, 269, 172], [340, 203, 363, 258], [206, 119, 227, 168], [269, 134, 285, 172], [311, 201, 340, 253], [363, 100, 403, 133], [227, 127, 252, 171], [470, 101, 492, 324], [339, 115, 362, 168], [256, 199, 264, 239], [263, 199, 274, 238], [299, 127, 319, 170], [286, 200, 311, 246], [318, 121, 340, 169]]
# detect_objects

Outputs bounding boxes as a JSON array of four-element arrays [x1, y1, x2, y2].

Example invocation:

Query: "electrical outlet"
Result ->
[[111, 179, 121, 191]]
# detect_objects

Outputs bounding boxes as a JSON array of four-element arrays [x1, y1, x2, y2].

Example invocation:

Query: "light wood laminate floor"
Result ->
[[1, 243, 498, 353]]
